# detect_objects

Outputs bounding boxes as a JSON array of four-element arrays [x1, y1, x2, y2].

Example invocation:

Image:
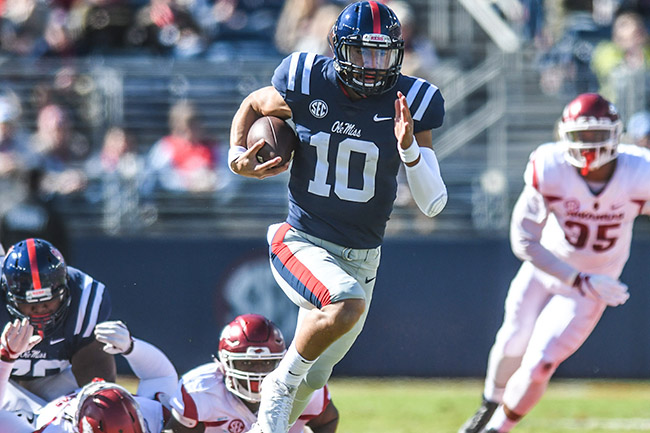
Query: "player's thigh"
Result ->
[[0, 410, 34, 433], [0, 380, 46, 421], [496, 263, 552, 351], [526, 291, 605, 363], [268, 224, 368, 309]]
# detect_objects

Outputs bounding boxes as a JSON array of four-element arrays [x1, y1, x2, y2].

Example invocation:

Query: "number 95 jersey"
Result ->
[[272, 52, 445, 249], [521, 142, 650, 278]]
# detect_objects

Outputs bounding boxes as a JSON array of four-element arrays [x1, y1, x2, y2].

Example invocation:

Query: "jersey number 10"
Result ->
[[307, 132, 379, 203]]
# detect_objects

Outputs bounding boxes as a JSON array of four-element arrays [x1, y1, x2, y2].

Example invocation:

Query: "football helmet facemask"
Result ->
[[1, 238, 70, 335], [75, 379, 146, 433], [329, 1, 404, 96], [557, 93, 622, 175], [217, 314, 286, 403]]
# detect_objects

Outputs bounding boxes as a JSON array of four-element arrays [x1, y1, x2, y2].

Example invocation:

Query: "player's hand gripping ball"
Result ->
[[246, 116, 298, 164]]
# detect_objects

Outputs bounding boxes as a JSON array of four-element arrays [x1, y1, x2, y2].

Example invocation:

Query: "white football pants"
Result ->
[[483, 262, 606, 415]]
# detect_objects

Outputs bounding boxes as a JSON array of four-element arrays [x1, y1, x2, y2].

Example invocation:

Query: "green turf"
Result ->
[[118, 376, 650, 432], [326, 378, 650, 433]]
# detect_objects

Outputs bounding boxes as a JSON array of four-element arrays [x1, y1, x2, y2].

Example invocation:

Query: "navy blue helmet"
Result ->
[[2, 238, 70, 334], [328, 1, 404, 96]]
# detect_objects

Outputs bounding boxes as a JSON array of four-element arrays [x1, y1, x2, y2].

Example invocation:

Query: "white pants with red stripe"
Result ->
[[267, 223, 381, 422]]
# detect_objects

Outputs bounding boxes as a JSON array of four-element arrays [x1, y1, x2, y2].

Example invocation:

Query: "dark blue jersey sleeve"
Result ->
[[271, 53, 293, 99]]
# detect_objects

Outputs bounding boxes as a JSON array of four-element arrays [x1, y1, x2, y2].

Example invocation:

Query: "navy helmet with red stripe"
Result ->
[[2, 238, 70, 335], [328, 1, 404, 96]]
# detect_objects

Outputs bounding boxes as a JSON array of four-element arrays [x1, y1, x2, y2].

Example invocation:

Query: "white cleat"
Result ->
[[257, 371, 298, 433]]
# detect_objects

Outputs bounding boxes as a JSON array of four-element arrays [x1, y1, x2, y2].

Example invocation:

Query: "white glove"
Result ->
[[573, 273, 630, 307], [94, 321, 134, 355], [1, 319, 42, 361]]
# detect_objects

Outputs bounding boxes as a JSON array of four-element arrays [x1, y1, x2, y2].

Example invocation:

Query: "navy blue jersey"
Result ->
[[272, 52, 445, 248], [0, 266, 111, 379]]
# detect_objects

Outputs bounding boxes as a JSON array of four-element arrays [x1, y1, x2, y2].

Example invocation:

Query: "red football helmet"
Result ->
[[557, 93, 622, 175], [75, 380, 146, 433], [217, 314, 286, 403]]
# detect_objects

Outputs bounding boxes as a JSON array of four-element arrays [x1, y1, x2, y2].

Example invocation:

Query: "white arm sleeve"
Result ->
[[510, 185, 578, 285], [123, 338, 178, 399], [0, 359, 12, 404], [405, 147, 448, 217]]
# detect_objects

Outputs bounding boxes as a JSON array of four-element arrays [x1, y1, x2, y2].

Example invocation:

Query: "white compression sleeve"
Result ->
[[0, 359, 12, 404], [123, 338, 178, 398], [405, 147, 448, 217]]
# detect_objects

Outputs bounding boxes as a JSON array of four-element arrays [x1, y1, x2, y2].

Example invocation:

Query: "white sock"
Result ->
[[485, 405, 518, 432], [274, 342, 316, 387]]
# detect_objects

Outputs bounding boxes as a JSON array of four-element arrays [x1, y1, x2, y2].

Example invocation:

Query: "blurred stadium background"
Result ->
[[1, 0, 650, 383]]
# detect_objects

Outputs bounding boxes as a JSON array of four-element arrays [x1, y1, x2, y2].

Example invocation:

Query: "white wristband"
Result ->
[[228, 146, 247, 174], [398, 137, 421, 164]]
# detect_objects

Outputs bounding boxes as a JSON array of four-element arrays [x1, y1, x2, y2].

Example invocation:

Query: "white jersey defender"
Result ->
[[169, 363, 331, 433], [515, 141, 650, 284], [459, 92, 650, 433]]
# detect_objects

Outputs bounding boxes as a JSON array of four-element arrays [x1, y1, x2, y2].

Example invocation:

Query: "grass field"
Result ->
[[120, 376, 650, 432], [326, 378, 650, 433]]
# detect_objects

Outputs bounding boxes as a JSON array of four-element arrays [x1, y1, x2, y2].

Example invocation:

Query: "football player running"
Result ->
[[0, 238, 115, 419], [164, 314, 338, 433], [458, 93, 650, 433], [0, 319, 178, 433], [228, 2, 447, 432]]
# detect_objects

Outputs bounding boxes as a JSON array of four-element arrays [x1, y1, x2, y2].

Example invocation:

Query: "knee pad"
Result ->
[[530, 360, 558, 383]]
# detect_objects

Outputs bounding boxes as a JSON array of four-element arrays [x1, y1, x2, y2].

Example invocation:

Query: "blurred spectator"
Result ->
[[388, 0, 439, 80], [29, 104, 90, 196], [210, 0, 283, 42], [625, 110, 650, 147], [68, 0, 136, 55], [0, 168, 70, 258], [274, 0, 341, 55], [0, 97, 31, 179], [38, 7, 78, 57], [143, 100, 220, 194], [128, 0, 207, 57], [591, 11, 650, 101], [85, 125, 143, 197], [86, 126, 147, 233], [0, 0, 50, 56], [537, 0, 606, 96]]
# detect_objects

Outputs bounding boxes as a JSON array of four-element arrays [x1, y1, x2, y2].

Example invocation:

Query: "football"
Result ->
[[246, 116, 298, 164]]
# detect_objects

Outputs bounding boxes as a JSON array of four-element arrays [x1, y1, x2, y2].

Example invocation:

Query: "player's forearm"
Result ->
[[510, 196, 577, 285], [511, 235, 577, 285], [404, 144, 447, 217], [125, 338, 178, 398], [230, 94, 262, 149], [230, 87, 291, 150]]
